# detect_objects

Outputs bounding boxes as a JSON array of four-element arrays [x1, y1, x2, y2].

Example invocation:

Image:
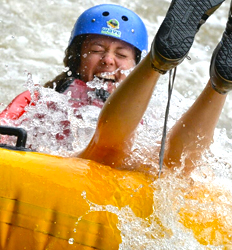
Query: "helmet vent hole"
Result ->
[[121, 16, 128, 21], [102, 11, 109, 16]]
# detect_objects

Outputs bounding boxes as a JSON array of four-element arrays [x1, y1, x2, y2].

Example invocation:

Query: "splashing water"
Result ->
[[1, 0, 232, 249], [75, 170, 232, 249], [0, 73, 102, 156], [86, 67, 134, 92]]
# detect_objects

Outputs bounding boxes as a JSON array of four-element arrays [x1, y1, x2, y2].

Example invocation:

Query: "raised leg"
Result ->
[[165, 0, 232, 172], [78, 54, 160, 166], [164, 81, 227, 171]]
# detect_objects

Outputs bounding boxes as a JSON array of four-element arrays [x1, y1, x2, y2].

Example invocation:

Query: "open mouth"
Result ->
[[87, 72, 119, 93], [95, 72, 116, 83]]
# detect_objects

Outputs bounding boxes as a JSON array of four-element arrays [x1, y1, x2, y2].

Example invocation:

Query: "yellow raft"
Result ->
[[0, 146, 232, 249]]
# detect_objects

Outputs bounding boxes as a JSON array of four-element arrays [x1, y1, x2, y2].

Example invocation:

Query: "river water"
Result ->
[[0, 0, 232, 249]]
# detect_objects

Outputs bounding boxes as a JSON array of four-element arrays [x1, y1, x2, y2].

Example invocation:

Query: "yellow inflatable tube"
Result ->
[[0, 147, 154, 249], [0, 147, 232, 249]]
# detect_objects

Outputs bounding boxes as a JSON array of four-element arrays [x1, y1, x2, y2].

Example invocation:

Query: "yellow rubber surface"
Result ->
[[0, 148, 154, 249], [0, 147, 231, 249]]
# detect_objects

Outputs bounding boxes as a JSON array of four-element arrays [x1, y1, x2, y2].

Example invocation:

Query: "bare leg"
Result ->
[[164, 0, 232, 172], [164, 80, 227, 172], [78, 53, 160, 166]]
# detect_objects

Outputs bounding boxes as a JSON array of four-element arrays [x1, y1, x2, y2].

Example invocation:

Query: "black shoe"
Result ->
[[210, 1, 232, 94], [150, 0, 225, 74]]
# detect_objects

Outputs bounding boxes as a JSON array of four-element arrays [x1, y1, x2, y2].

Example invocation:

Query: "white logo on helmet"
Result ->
[[101, 19, 121, 38]]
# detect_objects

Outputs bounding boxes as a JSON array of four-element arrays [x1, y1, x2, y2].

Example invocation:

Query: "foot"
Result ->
[[210, 1, 232, 94], [150, 0, 225, 74]]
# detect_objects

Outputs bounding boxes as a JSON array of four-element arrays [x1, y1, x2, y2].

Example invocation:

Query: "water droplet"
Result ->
[[63, 67, 69, 72], [205, 45, 211, 52], [68, 238, 74, 244], [81, 191, 86, 198]]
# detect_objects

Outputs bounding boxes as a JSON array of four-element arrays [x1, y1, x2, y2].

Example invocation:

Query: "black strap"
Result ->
[[158, 67, 177, 177], [95, 89, 110, 102], [55, 77, 76, 93]]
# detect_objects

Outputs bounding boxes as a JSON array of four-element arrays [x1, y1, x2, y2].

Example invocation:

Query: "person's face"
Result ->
[[78, 35, 136, 93]]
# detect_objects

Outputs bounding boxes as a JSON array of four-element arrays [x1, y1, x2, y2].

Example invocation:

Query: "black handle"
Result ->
[[0, 126, 27, 148]]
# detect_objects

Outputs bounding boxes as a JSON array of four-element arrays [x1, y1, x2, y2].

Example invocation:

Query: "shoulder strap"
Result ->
[[55, 77, 76, 93]]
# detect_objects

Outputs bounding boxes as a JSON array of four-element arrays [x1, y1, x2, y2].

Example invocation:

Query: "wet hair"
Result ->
[[44, 35, 142, 92], [43, 35, 86, 91], [134, 47, 141, 65]]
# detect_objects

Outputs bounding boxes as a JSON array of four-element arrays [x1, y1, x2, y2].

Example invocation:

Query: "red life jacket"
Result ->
[[62, 79, 105, 109], [0, 90, 37, 121], [0, 79, 105, 121]]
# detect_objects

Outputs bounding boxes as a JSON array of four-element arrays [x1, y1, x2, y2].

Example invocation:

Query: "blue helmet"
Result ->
[[68, 4, 148, 53]]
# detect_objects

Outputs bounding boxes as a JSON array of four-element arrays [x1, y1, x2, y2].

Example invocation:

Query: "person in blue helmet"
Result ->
[[43, 4, 148, 103], [0, 4, 148, 141], [1, 1, 232, 174], [0, 4, 147, 120]]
